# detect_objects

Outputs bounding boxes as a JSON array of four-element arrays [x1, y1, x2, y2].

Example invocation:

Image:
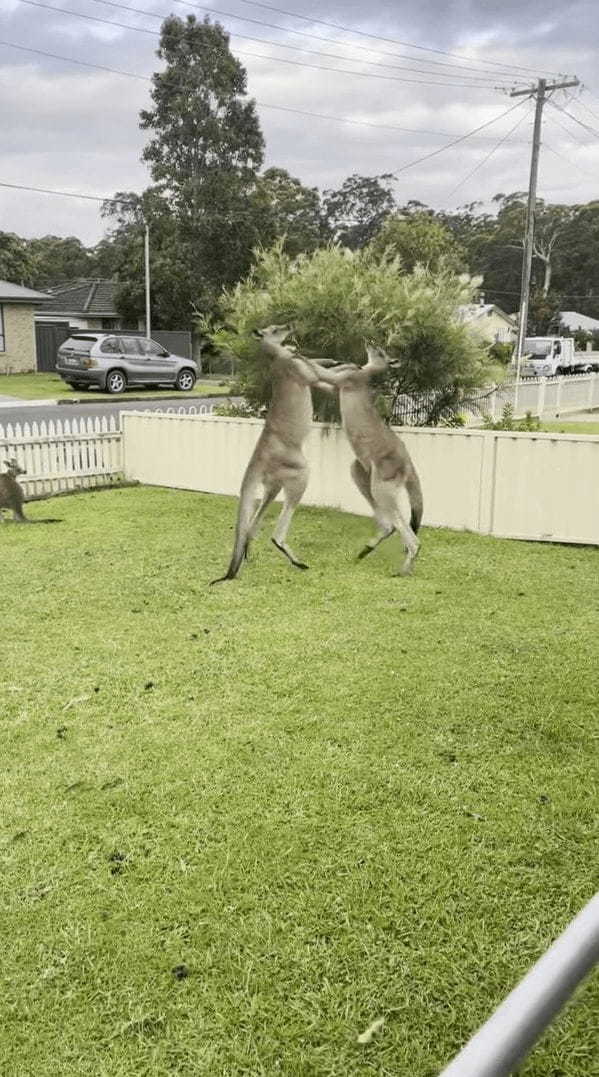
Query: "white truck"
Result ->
[[520, 337, 598, 377]]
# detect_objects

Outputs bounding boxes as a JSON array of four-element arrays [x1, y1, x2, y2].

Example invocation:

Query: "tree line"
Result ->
[[1, 13, 598, 342]]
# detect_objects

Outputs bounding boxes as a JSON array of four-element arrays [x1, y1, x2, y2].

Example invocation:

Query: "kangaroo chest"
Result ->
[[340, 393, 384, 466], [268, 381, 313, 447]]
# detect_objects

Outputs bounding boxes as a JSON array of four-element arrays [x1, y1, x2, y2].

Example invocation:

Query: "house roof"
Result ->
[[559, 310, 599, 333], [41, 278, 118, 316], [0, 279, 50, 303], [456, 303, 516, 326]]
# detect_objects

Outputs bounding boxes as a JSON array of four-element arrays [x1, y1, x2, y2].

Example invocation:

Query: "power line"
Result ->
[[0, 179, 301, 224], [82, 0, 513, 85], [218, 0, 564, 79], [18, 0, 512, 90], [0, 37, 150, 81], [0, 37, 534, 145], [543, 140, 597, 183], [444, 104, 531, 204], [576, 92, 599, 127], [88, 0, 525, 85], [547, 99, 599, 140], [543, 109, 593, 148], [488, 287, 599, 300], [0, 180, 117, 203], [390, 99, 528, 178]]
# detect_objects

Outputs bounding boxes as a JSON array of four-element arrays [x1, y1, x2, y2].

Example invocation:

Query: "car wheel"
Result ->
[[105, 369, 127, 394], [175, 368, 196, 391]]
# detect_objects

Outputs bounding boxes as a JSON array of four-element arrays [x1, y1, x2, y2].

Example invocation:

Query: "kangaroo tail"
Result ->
[[210, 471, 260, 585], [405, 468, 423, 534]]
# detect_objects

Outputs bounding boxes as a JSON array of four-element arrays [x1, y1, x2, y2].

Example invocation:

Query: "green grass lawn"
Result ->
[[0, 373, 232, 401], [1, 488, 598, 1076], [537, 420, 599, 435]]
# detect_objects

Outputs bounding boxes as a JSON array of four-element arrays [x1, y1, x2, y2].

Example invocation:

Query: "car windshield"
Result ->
[[525, 341, 552, 356]]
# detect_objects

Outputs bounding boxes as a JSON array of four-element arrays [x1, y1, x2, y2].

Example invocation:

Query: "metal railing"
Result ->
[[439, 891, 599, 1076]]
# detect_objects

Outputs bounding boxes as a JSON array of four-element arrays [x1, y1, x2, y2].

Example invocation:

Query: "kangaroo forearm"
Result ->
[[303, 361, 357, 386]]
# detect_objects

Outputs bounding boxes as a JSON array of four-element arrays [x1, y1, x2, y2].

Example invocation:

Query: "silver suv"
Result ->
[[56, 333, 198, 394]]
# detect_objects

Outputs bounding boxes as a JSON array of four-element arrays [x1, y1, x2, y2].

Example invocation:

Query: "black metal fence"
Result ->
[[391, 386, 498, 426]]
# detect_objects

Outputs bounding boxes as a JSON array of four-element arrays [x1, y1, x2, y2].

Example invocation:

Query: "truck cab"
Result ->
[[520, 337, 575, 377]]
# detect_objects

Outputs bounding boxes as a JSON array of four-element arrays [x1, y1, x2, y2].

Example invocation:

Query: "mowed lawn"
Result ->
[[0, 373, 231, 401], [1, 487, 598, 1076]]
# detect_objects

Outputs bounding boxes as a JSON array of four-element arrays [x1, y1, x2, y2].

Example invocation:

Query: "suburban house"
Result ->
[[558, 310, 599, 334], [35, 278, 143, 332], [0, 279, 51, 373], [456, 300, 517, 344]]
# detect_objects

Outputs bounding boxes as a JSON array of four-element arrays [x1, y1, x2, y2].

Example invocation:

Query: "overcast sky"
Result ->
[[1, 0, 597, 245]]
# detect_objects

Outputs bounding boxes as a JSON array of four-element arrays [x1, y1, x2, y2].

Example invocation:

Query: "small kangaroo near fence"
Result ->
[[319, 344, 423, 576], [211, 324, 356, 583], [0, 459, 61, 525]]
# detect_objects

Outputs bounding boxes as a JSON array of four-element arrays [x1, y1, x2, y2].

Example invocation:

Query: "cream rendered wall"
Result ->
[[0, 304, 38, 372], [121, 413, 599, 546]]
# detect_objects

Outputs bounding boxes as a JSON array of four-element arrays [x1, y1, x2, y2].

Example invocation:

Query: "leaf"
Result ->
[[62, 695, 91, 712], [357, 1017, 385, 1044]]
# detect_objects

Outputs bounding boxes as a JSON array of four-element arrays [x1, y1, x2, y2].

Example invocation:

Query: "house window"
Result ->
[[0, 305, 5, 352]]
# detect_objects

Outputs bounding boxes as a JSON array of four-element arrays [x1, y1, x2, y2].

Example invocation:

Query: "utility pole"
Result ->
[[510, 76, 579, 377], [144, 222, 151, 340]]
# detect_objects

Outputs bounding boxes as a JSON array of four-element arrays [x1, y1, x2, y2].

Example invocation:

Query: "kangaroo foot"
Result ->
[[357, 544, 376, 560], [272, 538, 309, 570]]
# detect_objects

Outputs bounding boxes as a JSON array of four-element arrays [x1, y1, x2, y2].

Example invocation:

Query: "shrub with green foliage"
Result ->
[[488, 341, 514, 366], [482, 404, 540, 431], [205, 243, 500, 423]]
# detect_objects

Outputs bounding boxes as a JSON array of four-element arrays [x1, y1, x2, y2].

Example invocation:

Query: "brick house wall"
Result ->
[[0, 303, 37, 373]]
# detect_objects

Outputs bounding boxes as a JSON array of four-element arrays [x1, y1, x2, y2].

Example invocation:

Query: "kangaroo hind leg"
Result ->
[[370, 474, 419, 576], [350, 459, 394, 560], [245, 482, 282, 558], [272, 469, 309, 570]]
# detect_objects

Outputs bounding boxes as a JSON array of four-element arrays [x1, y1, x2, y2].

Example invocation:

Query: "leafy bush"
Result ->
[[482, 405, 540, 432], [212, 399, 262, 418], [488, 341, 514, 365], [205, 243, 500, 423]]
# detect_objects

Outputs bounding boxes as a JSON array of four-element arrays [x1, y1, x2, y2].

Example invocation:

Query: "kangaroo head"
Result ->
[[4, 458, 26, 477], [365, 344, 401, 371], [252, 324, 294, 344]]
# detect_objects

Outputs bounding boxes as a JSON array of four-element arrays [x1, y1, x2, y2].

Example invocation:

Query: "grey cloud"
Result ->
[[1, 0, 597, 244]]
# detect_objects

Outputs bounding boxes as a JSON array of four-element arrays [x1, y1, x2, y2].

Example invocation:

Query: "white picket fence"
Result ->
[[0, 403, 219, 496], [0, 416, 123, 496], [480, 371, 599, 421]]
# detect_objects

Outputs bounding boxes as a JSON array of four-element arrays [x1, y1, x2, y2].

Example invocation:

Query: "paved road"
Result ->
[[0, 395, 232, 426]]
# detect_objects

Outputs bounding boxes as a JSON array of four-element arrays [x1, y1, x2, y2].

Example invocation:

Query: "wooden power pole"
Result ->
[[510, 77, 579, 376]]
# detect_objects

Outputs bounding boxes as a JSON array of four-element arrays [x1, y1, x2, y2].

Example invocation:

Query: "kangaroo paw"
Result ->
[[357, 544, 375, 560], [272, 538, 309, 570], [209, 570, 239, 585]]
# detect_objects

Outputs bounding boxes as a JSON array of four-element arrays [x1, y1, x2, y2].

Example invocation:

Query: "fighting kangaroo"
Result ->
[[323, 345, 423, 575], [211, 325, 353, 583]]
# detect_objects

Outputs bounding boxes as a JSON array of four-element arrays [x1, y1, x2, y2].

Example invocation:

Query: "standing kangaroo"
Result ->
[[323, 345, 423, 575], [0, 459, 28, 522], [211, 325, 353, 583], [0, 458, 62, 525]]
